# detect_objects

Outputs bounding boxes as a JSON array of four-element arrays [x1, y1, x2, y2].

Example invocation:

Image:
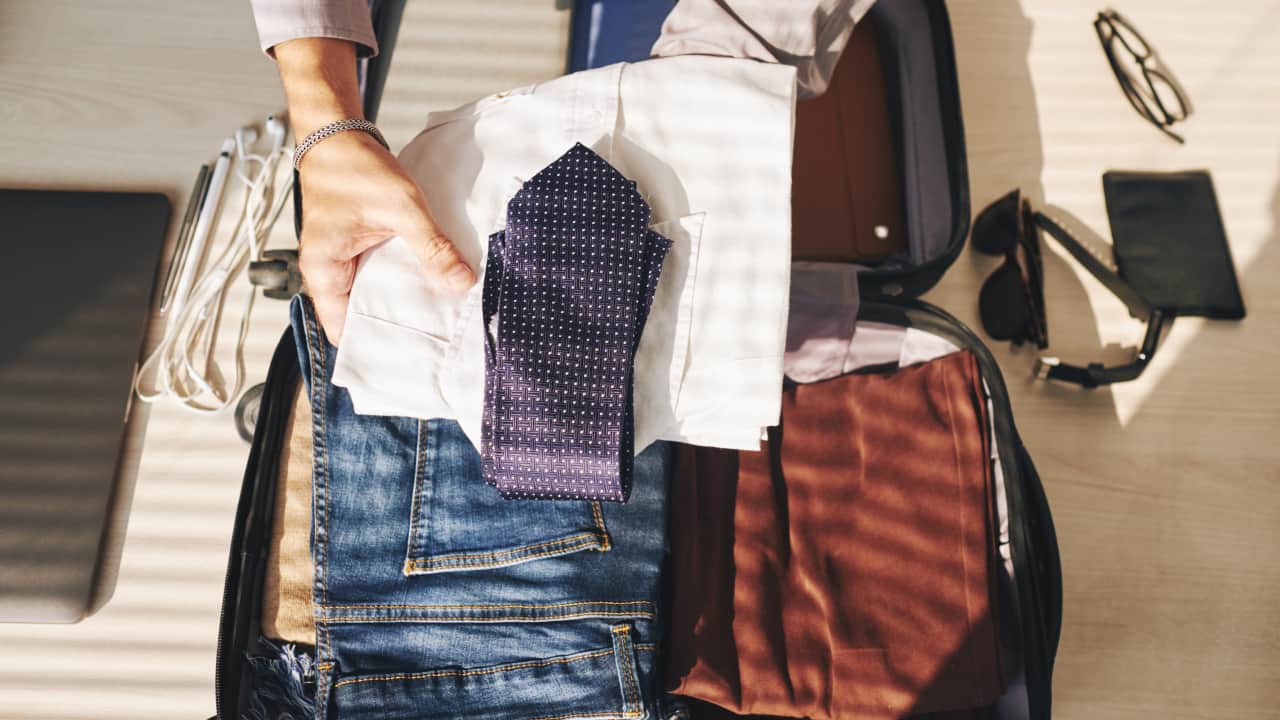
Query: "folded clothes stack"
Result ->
[[260, 48, 1021, 720], [243, 4, 1045, 719]]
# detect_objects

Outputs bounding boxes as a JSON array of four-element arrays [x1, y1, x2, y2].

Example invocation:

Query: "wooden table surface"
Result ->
[[0, 1, 1276, 718]]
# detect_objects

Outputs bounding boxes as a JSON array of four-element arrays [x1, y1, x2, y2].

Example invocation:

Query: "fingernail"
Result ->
[[446, 264, 475, 291]]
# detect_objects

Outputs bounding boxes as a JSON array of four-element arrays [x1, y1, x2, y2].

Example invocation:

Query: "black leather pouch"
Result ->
[[1103, 170, 1246, 319]]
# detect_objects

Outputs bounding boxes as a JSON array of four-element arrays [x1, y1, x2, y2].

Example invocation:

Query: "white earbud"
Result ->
[[235, 125, 259, 159], [265, 115, 287, 155]]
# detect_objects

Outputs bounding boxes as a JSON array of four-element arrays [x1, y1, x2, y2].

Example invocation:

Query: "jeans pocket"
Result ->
[[404, 418, 611, 575], [329, 624, 650, 720]]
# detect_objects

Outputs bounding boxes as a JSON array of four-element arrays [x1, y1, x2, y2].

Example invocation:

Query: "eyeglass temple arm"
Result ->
[[1031, 211, 1152, 319], [1035, 308, 1169, 388]]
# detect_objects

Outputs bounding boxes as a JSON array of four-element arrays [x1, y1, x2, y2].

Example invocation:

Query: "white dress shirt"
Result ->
[[332, 56, 797, 453]]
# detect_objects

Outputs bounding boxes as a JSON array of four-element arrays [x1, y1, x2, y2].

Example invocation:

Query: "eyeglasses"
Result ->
[[972, 189, 1047, 349], [1094, 9, 1192, 143], [971, 190, 1166, 388]]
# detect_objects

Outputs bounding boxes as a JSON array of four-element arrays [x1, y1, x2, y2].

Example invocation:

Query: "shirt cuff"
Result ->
[[250, 0, 380, 58], [262, 25, 379, 58]]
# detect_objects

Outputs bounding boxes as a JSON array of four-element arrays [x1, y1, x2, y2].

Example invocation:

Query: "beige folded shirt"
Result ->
[[249, 0, 875, 97]]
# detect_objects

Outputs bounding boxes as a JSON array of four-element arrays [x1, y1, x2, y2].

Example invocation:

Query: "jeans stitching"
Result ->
[[591, 501, 611, 551], [410, 532, 602, 563], [320, 610, 655, 623], [319, 600, 653, 611], [529, 707, 645, 712], [403, 419, 432, 572], [300, 295, 334, 719], [404, 535, 607, 573], [301, 298, 326, 607], [404, 423, 607, 575], [611, 625, 640, 716], [330, 645, 656, 689]]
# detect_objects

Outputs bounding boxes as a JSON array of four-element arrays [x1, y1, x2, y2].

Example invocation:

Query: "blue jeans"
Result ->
[[291, 296, 672, 719]]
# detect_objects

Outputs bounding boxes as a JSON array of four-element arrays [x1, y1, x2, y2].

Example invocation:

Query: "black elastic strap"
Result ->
[[1038, 359, 1106, 389], [1036, 309, 1169, 388], [1031, 211, 1151, 319]]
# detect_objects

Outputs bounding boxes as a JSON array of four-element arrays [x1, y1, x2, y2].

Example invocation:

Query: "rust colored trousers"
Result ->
[[667, 351, 1002, 719]]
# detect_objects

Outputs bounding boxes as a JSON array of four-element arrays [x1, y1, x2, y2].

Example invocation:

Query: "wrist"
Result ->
[[294, 119, 389, 171], [290, 106, 363, 143], [274, 38, 364, 139]]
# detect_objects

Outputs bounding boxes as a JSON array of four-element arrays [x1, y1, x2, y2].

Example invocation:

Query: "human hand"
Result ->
[[273, 36, 475, 345], [296, 130, 475, 345]]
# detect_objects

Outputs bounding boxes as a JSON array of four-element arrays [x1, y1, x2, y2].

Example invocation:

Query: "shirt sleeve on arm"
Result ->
[[650, 0, 877, 99], [250, 0, 379, 58]]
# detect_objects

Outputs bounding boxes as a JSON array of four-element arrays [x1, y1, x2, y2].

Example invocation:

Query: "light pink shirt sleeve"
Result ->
[[249, 0, 870, 92], [651, 0, 878, 99], [250, 0, 379, 58]]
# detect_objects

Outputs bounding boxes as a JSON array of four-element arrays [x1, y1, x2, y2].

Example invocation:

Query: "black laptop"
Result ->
[[0, 189, 169, 622]]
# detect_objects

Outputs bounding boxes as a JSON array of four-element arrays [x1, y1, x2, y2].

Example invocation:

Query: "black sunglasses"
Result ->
[[1094, 9, 1192, 143], [971, 191, 1167, 388], [973, 190, 1047, 349]]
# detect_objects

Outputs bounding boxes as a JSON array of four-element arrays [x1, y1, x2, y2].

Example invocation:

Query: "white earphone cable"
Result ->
[[134, 118, 293, 413]]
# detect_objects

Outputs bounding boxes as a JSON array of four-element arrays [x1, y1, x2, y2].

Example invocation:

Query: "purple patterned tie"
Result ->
[[480, 143, 670, 502]]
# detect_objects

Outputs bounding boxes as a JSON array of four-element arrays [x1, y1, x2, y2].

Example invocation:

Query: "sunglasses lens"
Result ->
[[979, 261, 1032, 341], [972, 191, 1021, 255]]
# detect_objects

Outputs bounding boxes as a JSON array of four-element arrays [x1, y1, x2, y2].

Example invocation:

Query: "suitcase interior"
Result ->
[[214, 2, 1062, 717], [856, 0, 970, 299]]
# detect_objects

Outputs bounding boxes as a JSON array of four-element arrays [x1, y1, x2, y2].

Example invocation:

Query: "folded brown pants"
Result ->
[[668, 351, 1002, 719]]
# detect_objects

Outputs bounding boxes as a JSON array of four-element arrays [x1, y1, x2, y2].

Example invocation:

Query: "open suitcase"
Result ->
[[213, 2, 1062, 718]]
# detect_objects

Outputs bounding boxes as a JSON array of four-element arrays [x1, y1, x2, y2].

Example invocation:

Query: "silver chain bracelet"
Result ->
[[292, 118, 389, 171]]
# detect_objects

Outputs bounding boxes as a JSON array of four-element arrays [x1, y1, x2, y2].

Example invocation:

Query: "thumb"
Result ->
[[404, 210, 475, 294]]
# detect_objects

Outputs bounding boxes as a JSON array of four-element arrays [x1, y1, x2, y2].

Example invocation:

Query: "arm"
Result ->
[[272, 38, 475, 345]]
